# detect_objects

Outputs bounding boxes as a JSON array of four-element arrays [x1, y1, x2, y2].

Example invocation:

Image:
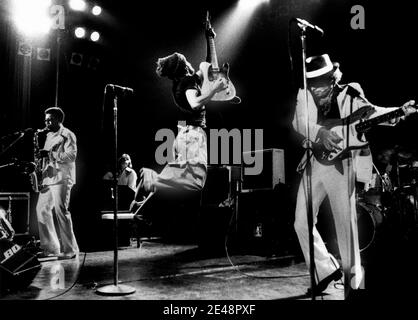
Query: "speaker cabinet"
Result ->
[[235, 186, 297, 256], [242, 149, 285, 192], [0, 193, 30, 236], [0, 239, 41, 293]]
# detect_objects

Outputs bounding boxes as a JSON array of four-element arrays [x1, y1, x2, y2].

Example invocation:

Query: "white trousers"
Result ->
[[294, 157, 362, 294], [36, 183, 79, 255]]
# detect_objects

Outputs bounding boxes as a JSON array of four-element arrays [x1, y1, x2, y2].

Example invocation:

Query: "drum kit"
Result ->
[[357, 146, 418, 252]]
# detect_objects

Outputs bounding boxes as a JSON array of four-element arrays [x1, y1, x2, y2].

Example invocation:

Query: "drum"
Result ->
[[362, 188, 382, 207], [360, 172, 393, 208], [356, 201, 384, 252]]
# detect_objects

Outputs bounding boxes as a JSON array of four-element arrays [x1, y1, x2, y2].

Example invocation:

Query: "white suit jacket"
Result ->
[[42, 124, 77, 186], [293, 82, 400, 182]]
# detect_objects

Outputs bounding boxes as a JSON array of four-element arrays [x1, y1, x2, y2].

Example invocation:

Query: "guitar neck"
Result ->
[[356, 107, 405, 132], [207, 36, 219, 70]]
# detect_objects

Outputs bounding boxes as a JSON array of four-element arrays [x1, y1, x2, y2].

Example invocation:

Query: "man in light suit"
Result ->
[[36, 107, 79, 260], [292, 54, 416, 297]]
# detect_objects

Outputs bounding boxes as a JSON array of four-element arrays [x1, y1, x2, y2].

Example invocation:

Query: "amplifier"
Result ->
[[0, 238, 41, 293], [241, 149, 285, 192], [0, 193, 30, 236]]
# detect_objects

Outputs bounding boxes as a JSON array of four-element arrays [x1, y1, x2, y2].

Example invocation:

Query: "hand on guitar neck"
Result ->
[[400, 99, 417, 118]]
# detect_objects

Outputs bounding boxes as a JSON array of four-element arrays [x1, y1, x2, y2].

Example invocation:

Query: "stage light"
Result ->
[[12, 0, 52, 37], [75, 27, 86, 38], [213, 0, 269, 62], [90, 31, 100, 42], [92, 5, 102, 16], [69, 0, 86, 12], [238, 0, 269, 11]]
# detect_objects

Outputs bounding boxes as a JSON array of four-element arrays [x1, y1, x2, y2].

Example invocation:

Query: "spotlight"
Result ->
[[12, 0, 52, 37], [92, 5, 102, 16], [74, 27, 86, 38], [69, 0, 86, 12], [90, 31, 100, 42], [239, 0, 269, 11]]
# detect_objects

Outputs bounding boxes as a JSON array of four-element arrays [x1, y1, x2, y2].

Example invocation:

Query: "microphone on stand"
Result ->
[[292, 18, 324, 36], [106, 84, 134, 95], [345, 85, 371, 104]]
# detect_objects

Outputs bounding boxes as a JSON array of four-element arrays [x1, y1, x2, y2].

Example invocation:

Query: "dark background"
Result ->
[[0, 0, 417, 252]]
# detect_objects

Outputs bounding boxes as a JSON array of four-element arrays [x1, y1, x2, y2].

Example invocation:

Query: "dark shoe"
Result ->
[[307, 269, 343, 296]]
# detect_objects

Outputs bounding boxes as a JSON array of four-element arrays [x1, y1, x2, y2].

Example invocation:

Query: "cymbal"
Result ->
[[397, 151, 413, 159]]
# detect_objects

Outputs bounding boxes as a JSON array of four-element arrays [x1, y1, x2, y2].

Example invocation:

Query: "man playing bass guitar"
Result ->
[[292, 54, 416, 298]]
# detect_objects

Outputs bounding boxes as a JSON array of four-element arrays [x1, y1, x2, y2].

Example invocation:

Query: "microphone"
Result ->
[[346, 85, 361, 98], [37, 127, 49, 133], [107, 84, 134, 94], [345, 84, 370, 104], [293, 18, 324, 36]]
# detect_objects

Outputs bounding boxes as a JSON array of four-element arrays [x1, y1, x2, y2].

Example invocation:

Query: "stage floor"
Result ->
[[0, 240, 344, 301]]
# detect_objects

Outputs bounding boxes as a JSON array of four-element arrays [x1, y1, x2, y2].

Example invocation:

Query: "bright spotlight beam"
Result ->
[[215, 0, 269, 61], [238, 0, 269, 11], [12, 0, 52, 37]]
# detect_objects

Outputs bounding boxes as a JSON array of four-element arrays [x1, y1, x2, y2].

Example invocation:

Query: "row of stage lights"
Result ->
[[70, 0, 102, 42], [69, 0, 101, 16], [74, 27, 100, 41], [11, 0, 103, 42]]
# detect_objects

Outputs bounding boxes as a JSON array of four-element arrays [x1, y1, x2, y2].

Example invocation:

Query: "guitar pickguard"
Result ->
[[200, 62, 236, 101]]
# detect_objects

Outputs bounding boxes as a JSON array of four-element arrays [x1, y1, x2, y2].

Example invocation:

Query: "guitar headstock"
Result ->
[[205, 11, 216, 39]]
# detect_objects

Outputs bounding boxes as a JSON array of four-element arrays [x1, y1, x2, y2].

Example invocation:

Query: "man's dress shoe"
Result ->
[[307, 269, 343, 296]]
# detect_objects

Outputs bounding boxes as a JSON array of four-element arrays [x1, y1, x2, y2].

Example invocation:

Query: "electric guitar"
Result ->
[[200, 12, 236, 101], [313, 103, 417, 165]]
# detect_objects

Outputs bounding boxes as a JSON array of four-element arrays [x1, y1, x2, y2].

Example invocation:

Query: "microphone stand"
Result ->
[[299, 26, 316, 300], [96, 85, 136, 296]]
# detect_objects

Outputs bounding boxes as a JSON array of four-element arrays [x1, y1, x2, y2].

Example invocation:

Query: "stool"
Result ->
[[100, 210, 140, 248]]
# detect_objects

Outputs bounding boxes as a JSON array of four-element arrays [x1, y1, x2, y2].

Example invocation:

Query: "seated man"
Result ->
[[103, 153, 138, 192]]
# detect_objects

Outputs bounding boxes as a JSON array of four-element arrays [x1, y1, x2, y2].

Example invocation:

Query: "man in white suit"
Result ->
[[36, 107, 79, 260], [292, 54, 416, 297]]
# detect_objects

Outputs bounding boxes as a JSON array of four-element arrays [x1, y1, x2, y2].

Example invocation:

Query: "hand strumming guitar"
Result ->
[[317, 128, 343, 152], [211, 77, 228, 94]]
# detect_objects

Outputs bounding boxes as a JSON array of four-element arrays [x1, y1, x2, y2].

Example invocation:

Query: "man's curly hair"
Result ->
[[155, 52, 187, 80]]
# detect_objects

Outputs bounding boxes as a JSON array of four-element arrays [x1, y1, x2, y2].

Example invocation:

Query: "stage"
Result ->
[[1, 0, 418, 307], [0, 240, 344, 301]]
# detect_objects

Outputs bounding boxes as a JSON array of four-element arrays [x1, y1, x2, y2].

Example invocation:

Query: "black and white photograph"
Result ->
[[1, 0, 418, 308]]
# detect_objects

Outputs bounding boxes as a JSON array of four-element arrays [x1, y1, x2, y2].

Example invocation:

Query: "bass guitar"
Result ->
[[313, 103, 417, 165], [200, 11, 236, 101]]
